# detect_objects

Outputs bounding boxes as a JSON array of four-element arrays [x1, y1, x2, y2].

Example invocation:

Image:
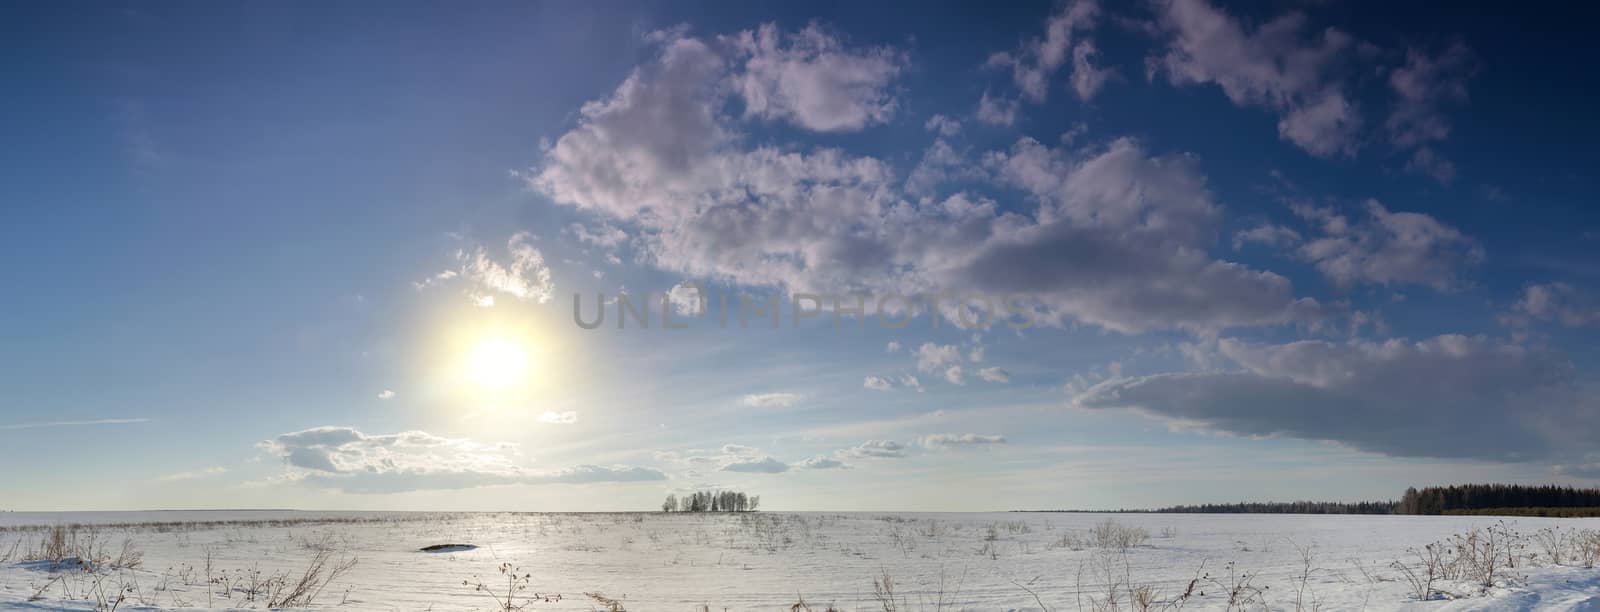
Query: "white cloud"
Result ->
[[943, 365, 966, 385], [921, 433, 1007, 449], [978, 367, 1011, 383], [662, 443, 803, 475], [1293, 199, 1483, 290], [538, 411, 578, 424], [262, 427, 517, 475], [898, 375, 925, 392], [974, 137, 1329, 333], [424, 233, 555, 306], [1507, 283, 1600, 328], [1387, 43, 1473, 150], [1404, 146, 1456, 185], [464, 232, 554, 305], [986, 0, 1105, 102], [740, 392, 803, 408], [377, 390, 396, 400], [924, 114, 962, 137], [975, 91, 1020, 126], [155, 466, 227, 482], [725, 23, 906, 132], [1232, 224, 1302, 250], [797, 455, 850, 469], [1073, 335, 1597, 463], [527, 34, 730, 219], [1070, 40, 1115, 100], [842, 439, 907, 459], [567, 222, 629, 249], [667, 281, 706, 316], [528, 26, 1328, 336], [259, 426, 663, 493], [886, 341, 902, 353], [720, 444, 760, 457], [1149, 0, 1361, 157], [905, 140, 975, 195], [915, 342, 963, 372], [863, 376, 893, 391]]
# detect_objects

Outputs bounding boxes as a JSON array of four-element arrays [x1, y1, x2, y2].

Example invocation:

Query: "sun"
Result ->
[[467, 336, 529, 390]]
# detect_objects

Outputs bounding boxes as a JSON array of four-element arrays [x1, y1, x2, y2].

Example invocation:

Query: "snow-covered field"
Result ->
[[1, 511, 1597, 611]]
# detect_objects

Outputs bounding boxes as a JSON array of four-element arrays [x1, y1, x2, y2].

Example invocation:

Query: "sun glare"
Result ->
[[430, 312, 561, 420], [467, 336, 529, 390]]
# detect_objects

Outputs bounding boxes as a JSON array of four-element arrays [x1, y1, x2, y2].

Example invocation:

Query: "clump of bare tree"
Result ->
[[662, 490, 760, 512]]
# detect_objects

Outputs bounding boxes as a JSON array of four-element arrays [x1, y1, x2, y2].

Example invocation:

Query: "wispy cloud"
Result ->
[[0, 418, 150, 431], [155, 467, 228, 482], [740, 392, 803, 408]]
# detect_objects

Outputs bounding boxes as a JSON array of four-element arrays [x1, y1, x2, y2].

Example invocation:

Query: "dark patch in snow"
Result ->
[[418, 544, 477, 553]]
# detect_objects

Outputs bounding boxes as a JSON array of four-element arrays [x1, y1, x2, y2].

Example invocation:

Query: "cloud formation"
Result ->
[[921, 433, 1007, 449], [915, 343, 963, 372], [797, 455, 850, 469], [155, 467, 228, 482], [841, 439, 908, 459], [259, 427, 663, 493], [1150, 0, 1361, 157], [726, 23, 907, 132], [740, 392, 803, 408], [977, 367, 1011, 383], [528, 26, 1330, 335], [1292, 200, 1483, 290], [420, 233, 554, 306], [976, 92, 1020, 126], [720, 456, 791, 473], [985, 0, 1108, 102], [1233, 224, 1302, 251], [1507, 283, 1600, 328], [1073, 335, 1595, 463], [1386, 43, 1474, 183]]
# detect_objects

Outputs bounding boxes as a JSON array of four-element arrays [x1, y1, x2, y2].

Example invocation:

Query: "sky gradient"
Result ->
[[3, 0, 1600, 511]]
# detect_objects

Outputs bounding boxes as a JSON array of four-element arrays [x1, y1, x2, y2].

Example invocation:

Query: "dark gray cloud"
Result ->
[[1073, 335, 1595, 462]]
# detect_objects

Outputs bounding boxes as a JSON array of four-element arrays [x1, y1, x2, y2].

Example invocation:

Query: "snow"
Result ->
[[0, 511, 1597, 610]]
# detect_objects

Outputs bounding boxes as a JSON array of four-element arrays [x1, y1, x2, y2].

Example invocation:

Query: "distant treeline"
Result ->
[[1156, 501, 1398, 514], [1021, 484, 1600, 517], [1399, 484, 1600, 515], [1443, 507, 1600, 518], [662, 490, 759, 512]]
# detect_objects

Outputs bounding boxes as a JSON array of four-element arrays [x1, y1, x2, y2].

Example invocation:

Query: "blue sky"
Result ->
[[3, 0, 1599, 511]]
